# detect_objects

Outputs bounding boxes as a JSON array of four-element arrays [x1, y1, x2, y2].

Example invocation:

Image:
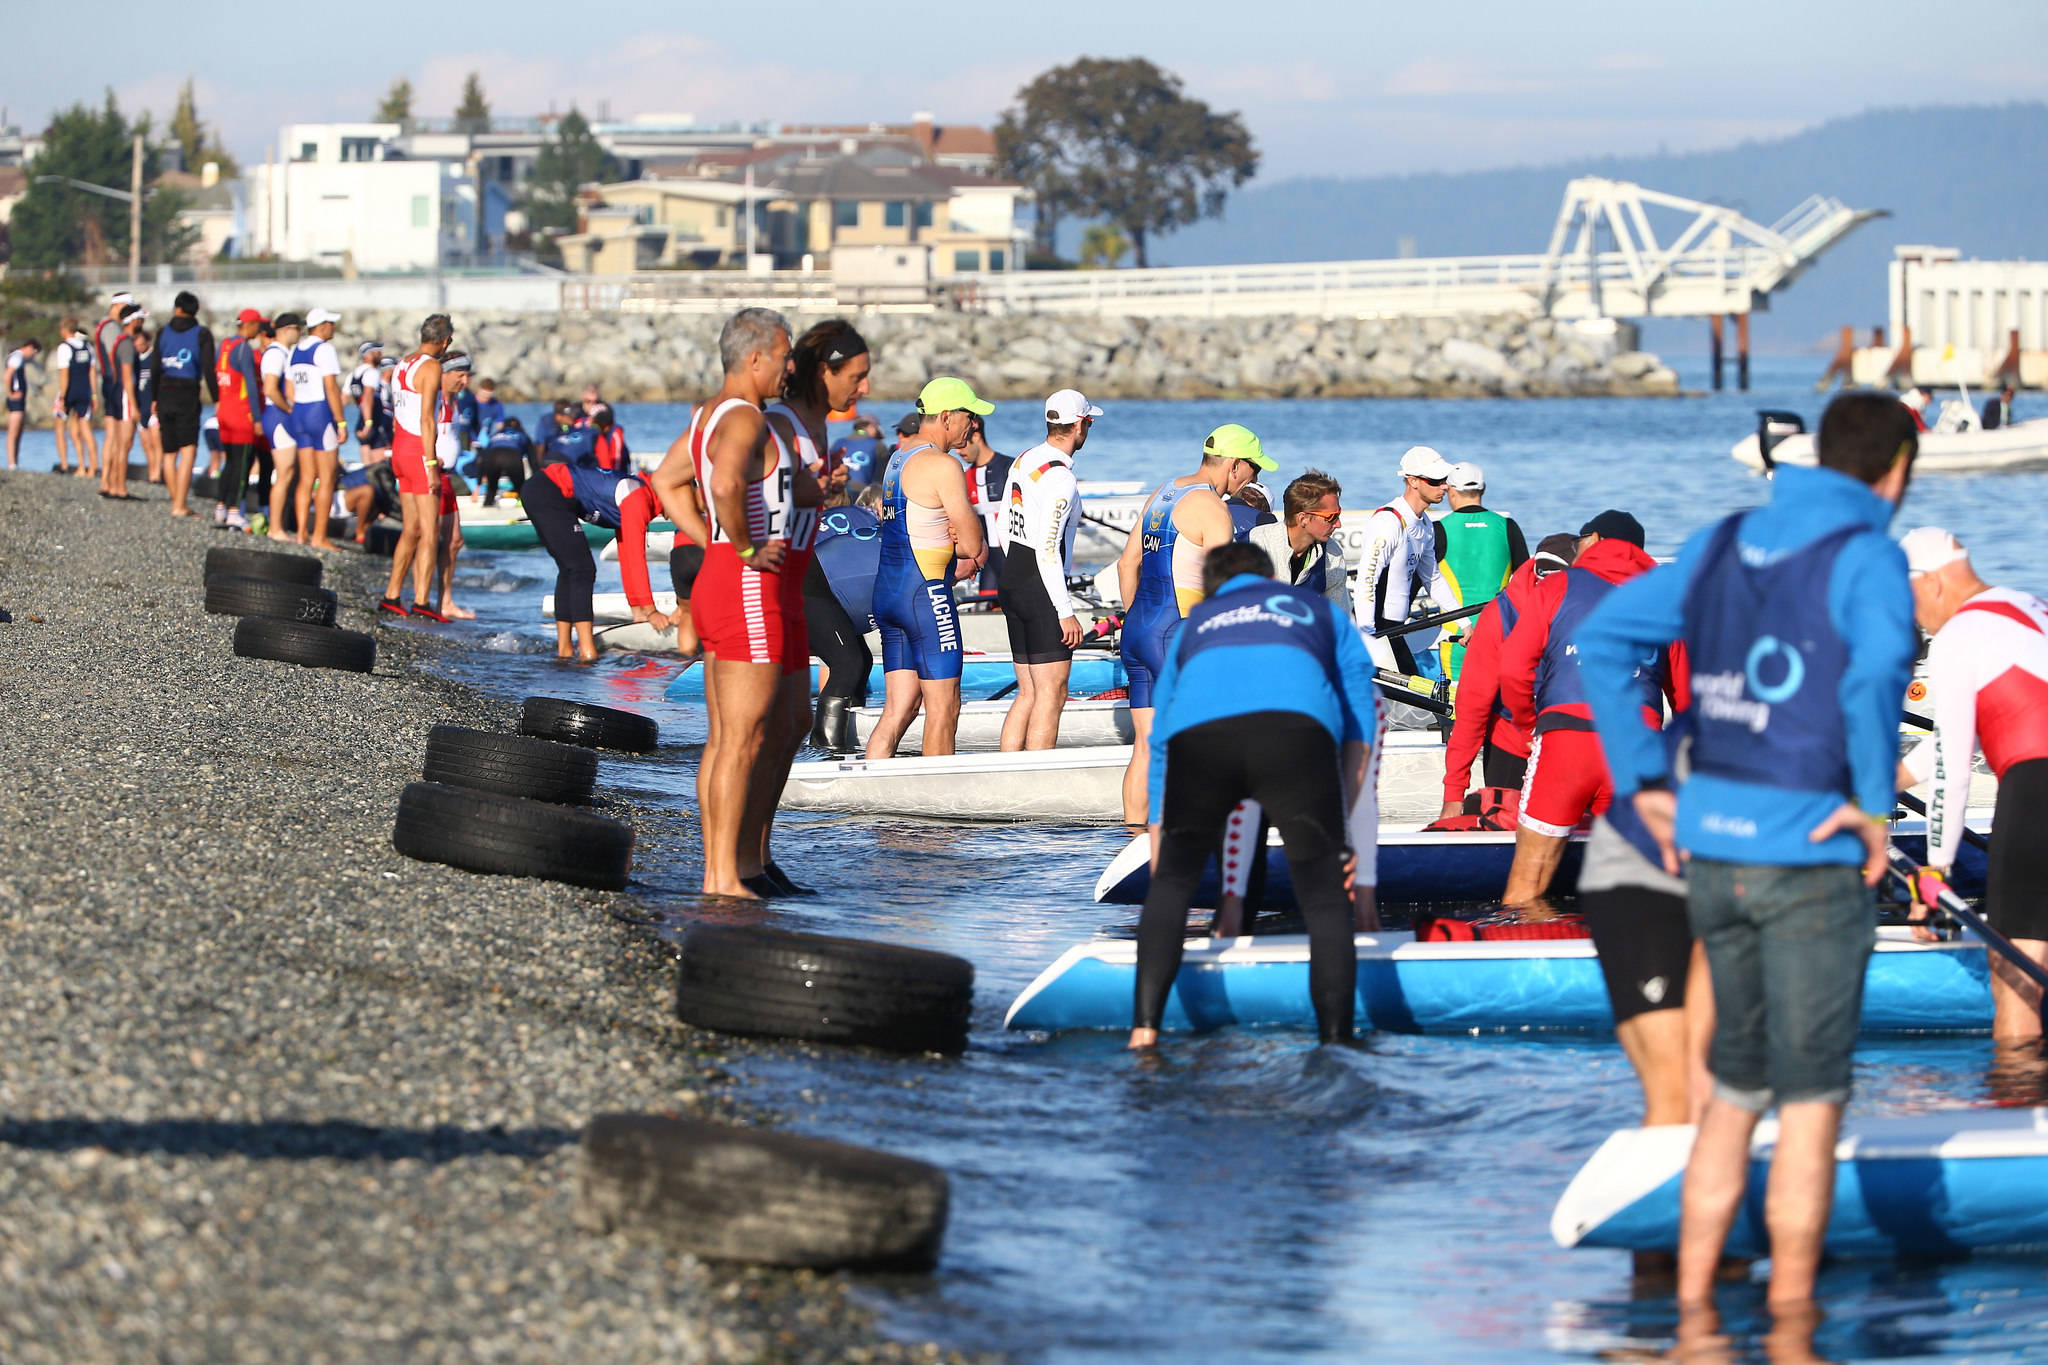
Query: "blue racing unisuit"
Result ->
[[873, 442, 963, 681]]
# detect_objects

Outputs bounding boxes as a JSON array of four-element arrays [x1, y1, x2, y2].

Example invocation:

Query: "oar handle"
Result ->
[[1883, 845, 2048, 1021], [1894, 788, 1990, 853], [1378, 601, 1488, 640], [1374, 669, 1454, 717]]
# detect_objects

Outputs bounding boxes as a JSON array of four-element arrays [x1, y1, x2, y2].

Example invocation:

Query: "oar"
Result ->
[[1379, 601, 1487, 640], [1882, 837, 2048, 1031], [1374, 668, 1454, 717]]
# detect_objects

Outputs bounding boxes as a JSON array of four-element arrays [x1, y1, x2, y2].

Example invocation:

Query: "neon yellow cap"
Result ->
[[916, 376, 995, 416], [1203, 423, 1276, 471]]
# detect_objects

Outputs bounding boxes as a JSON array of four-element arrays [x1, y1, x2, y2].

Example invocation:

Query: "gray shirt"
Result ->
[[1250, 520, 1354, 622]]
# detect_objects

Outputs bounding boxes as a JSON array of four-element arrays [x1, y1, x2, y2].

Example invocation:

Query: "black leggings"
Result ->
[[217, 442, 255, 509], [474, 447, 526, 506], [803, 555, 872, 704], [523, 475, 596, 623], [1135, 712, 1356, 1042]]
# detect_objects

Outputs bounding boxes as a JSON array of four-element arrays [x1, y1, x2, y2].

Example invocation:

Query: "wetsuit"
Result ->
[[524, 453, 660, 625], [808, 506, 882, 705], [1120, 480, 1208, 708], [1135, 572, 1382, 1043], [873, 442, 963, 682], [996, 441, 1082, 664], [93, 316, 123, 420]]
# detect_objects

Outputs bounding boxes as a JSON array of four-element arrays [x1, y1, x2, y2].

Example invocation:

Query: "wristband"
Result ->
[[736, 544, 756, 562]]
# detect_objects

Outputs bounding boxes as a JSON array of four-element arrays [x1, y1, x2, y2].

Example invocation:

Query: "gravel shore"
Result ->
[[0, 470, 961, 1363]]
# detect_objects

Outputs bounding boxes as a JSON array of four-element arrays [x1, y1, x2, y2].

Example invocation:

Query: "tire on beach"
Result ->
[[203, 545, 323, 587], [204, 573, 339, 625], [574, 1112, 949, 1271], [421, 725, 599, 804], [233, 617, 377, 673], [392, 781, 632, 890], [520, 695, 659, 753], [676, 925, 974, 1056]]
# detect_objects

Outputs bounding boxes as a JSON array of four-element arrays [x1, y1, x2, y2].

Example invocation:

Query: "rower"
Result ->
[[1355, 446, 1452, 674], [1117, 423, 1276, 825], [1226, 481, 1277, 539], [1896, 526, 2048, 1039], [1496, 510, 1666, 908], [807, 503, 883, 750], [997, 387, 1100, 751], [864, 377, 991, 759], [1435, 461, 1529, 680], [1129, 541, 1382, 1050]]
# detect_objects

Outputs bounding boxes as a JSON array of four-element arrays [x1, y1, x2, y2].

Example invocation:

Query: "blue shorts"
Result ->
[[5, 397, 21, 414], [286, 403, 337, 452], [339, 466, 370, 490], [874, 572, 963, 682], [261, 406, 297, 450], [1119, 602, 1184, 710], [64, 395, 92, 419]]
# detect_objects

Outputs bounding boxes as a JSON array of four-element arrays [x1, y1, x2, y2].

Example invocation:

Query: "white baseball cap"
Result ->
[[306, 308, 341, 327], [1448, 461, 1485, 491], [1900, 526, 1967, 577], [1045, 388, 1103, 423], [1398, 445, 1454, 481]]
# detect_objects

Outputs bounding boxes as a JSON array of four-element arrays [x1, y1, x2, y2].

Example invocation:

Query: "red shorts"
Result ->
[[691, 544, 808, 673], [1518, 727, 1612, 838], [438, 465, 457, 517], [392, 432, 432, 496]]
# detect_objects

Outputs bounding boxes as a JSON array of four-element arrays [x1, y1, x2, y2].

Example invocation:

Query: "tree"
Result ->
[[167, 79, 240, 178], [376, 78, 414, 126], [522, 108, 618, 240], [454, 73, 491, 135], [1078, 224, 1130, 270], [996, 58, 1258, 267], [0, 271, 92, 351], [9, 93, 196, 270]]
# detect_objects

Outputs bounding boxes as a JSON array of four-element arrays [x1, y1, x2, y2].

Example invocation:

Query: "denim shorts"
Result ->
[[1687, 858, 1875, 1111]]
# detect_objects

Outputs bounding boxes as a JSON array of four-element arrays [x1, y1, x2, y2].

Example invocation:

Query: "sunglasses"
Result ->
[[1415, 476, 1448, 487], [1301, 508, 1342, 525]]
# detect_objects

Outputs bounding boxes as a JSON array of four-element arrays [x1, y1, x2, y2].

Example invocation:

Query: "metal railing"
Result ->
[[560, 273, 948, 315]]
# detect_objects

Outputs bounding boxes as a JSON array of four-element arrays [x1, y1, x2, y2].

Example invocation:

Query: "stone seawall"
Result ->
[[15, 309, 1680, 413]]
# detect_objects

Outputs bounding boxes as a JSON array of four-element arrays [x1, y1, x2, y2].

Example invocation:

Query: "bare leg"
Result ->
[[1000, 667, 1036, 752], [699, 657, 779, 896], [917, 677, 962, 756], [5, 411, 22, 468], [101, 419, 134, 496], [308, 448, 342, 548], [1502, 826, 1569, 907], [1676, 1097, 1763, 1306], [412, 500, 440, 607], [268, 446, 300, 541], [1022, 659, 1070, 749], [384, 491, 435, 603], [167, 446, 198, 516], [1760, 1100, 1843, 1305], [53, 414, 72, 471], [1122, 707, 1155, 827], [1686, 941, 1716, 1124], [673, 603, 701, 658], [74, 417, 100, 476], [1614, 1009, 1694, 1127], [863, 669, 925, 758], [344, 487, 375, 542], [1989, 938, 2048, 1040], [743, 672, 810, 876]]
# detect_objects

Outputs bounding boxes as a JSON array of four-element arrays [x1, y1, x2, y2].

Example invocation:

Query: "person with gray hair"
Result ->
[[379, 313, 454, 619], [1247, 468, 1352, 621]]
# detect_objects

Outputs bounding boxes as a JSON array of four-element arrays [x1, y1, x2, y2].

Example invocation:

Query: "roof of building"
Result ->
[[598, 178, 783, 203], [763, 159, 955, 201]]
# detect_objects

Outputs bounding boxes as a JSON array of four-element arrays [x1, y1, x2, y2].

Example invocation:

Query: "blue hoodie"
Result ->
[[1146, 573, 1380, 824], [1575, 463, 1915, 867]]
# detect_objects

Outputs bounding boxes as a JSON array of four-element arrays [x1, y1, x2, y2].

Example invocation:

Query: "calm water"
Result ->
[[64, 352, 2046, 1361]]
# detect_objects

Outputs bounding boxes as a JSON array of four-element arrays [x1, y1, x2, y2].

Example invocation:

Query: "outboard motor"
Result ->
[[1754, 410, 1805, 475]]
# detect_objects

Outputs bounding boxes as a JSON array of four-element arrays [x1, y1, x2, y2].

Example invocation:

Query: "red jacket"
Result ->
[[1500, 539, 1661, 734], [1442, 557, 1546, 802]]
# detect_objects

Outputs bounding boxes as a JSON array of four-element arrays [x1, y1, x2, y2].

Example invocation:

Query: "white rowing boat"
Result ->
[[851, 697, 1134, 750], [1734, 416, 2048, 474], [551, 594, 1120, 658]]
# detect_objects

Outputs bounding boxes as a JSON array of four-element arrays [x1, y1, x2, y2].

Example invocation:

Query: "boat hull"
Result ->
[[782, 746, 1133, 821], [1733, 418, 2048, 474], [1552, 1109, 2048, 1258], [663, 652, 1127, 701], [852, 697, 1135, 750], [1003, 928, 1991, 1035]]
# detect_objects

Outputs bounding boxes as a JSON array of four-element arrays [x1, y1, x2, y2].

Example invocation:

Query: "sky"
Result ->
[[8, 1, 2046, 183]]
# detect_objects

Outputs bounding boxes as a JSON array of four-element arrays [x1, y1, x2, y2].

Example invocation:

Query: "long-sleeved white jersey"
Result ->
[[1000, 441, 1081, 618], [1351, 495, 1443, 668]]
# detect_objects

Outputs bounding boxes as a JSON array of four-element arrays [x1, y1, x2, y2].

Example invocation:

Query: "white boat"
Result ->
[[553, 594, 1119, 659], [851, 697, 1134, 750], [1553, 1107, 2048, 1258], [780, 728, 1451, 823], [1734, 415, 2048, 474]]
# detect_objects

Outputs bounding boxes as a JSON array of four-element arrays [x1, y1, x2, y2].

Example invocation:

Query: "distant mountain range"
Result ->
[[1138, 103, 2048, 354]]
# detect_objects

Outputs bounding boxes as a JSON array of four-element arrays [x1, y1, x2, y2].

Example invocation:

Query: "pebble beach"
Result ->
[[0, 468, 964, 1363]]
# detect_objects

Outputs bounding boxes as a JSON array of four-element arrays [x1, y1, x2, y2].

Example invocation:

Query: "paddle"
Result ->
[[1378, 601, 1487, 640], [1882, 836, 2048, 1032]]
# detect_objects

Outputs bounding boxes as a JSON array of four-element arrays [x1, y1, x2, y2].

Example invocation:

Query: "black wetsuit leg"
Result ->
[[475, 448, 525, 507], [803, 555, 872, 705], [523, 475, 595, 623], [218, 442, 253, 510], [1481, 739, 1529, 794], [1135, 712, 1355, 1041]]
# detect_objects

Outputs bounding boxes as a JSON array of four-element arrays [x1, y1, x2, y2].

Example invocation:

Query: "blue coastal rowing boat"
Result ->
[[1552, 1108, 2048, 1258], [1003, 926, 1991, 1035], [1094, 817, 1991, 911], [664, 652, 1126, 701]]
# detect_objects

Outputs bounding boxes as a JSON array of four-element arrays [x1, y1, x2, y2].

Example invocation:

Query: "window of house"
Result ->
[[297, 142, 317, 163], [340, 137, 378, 163], [716, 207, 728, 228], [988, 249, 1006, 272], [834, 200, 858, 228], [884, 200, 906, 228], [954, 249, 981, 273], [411, 195, 430, 228], [914, 202, 934, 229]]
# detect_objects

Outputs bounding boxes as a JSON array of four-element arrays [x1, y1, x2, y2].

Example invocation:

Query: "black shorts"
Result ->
[[670, 542, 705, 598], [1988, 757, 2048, 942], [995, 548, 1071, 664], [64, 395, 92, 419], [158, 385, 202, 449], [1580, 883, 1694, 1024], [5, 397, 22, 414]]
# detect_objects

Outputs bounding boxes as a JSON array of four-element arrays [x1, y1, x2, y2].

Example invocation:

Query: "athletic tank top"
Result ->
[[288, 339, 329, 406], [763, 401, 820, 552], [692, 397, 792, 546], [390, 354, 430, 455], [1439, 508, 1515, 608], [1137, 480, 1208, 615], [880, 442, 955, 580], [65, 336, 94, 399], [7, 349, 27, 399]]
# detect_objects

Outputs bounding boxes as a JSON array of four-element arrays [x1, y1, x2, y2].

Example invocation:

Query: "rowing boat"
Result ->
[[781, 729, 1451, 822], [1003, 925, 1992, 1034], [1552, 1108, 2048, 1258], [1734, 417, 2048, 475], [556, 594, 1117, 656], [663, 651, 1127, 701], [851, 697, 1134, 750], [1095, 811, 1993, 911]]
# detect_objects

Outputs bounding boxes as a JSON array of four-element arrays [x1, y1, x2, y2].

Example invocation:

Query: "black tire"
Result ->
[[204, 573, 338, 625], [233, 617, 377, 673], [392, 781, 631, 890], [574, 1113, 948, 1271], [421, 725, 598, 804], [520, 696, 659, 753], [203, 545, 323, 587], [676, 925, 973, 1056]]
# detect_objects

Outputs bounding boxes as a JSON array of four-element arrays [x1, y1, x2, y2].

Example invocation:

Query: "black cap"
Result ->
[[1578, 509, 1645, 548], [895, 411, 923, 437]]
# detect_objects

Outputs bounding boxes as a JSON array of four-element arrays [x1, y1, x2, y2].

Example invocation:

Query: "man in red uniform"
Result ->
[[1497, 510, 1668, 906], [1440, 532, 1578, 817]]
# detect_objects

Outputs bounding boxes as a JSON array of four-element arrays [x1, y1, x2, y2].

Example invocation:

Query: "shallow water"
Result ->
[[334, 353, 2048, 1361]]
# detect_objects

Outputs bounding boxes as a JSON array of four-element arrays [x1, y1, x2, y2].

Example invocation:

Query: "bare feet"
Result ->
[[310, 538, 339, 551], [169, 508, 193, 518], [440, 602, 476, 620], [267, 530, 292, 543], [1128, 1027, 1160, 1050]]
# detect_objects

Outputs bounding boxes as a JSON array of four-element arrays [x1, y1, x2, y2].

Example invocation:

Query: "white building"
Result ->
[[247, 122, 487, 272]]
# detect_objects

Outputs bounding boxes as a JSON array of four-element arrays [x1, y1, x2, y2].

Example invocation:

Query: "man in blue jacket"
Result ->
[[1130, 541, 1383, 1049], [1574, 391, 1919, 1309]]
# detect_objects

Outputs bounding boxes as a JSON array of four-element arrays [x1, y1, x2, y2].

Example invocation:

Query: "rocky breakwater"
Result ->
[[315, 307, 1679, 405]]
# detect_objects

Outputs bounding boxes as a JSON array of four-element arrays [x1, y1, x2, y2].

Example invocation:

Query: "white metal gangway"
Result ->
[[958, 178, 1883, 321]]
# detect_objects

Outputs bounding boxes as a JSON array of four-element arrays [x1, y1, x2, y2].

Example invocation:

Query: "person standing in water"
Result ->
[[379, 314, 452, 618], [997, 388, 1101, 751]]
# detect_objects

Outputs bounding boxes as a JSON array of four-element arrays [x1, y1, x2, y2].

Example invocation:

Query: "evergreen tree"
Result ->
[[9, 94, 195, 270], [522, 109, 618, 238], [454, 74, 491, 135], [167, 79, 240, 178], [376, 78, 414, 126]]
